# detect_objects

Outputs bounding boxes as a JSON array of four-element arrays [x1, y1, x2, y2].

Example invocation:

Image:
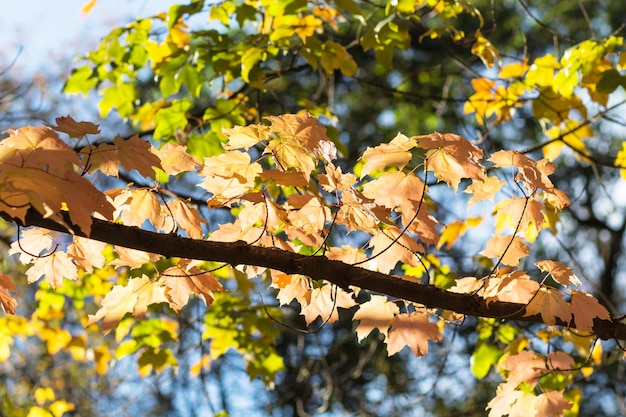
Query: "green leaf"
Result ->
[[167, 1, 204, 29], [241, 47, 264, 83], [153, 101, 193, 140], [63, 65, 98, 97], [471, 343, 502, 379], [177, 65, 203, 98], [99, 83, 137, 118], [597, 69, 625, 93]]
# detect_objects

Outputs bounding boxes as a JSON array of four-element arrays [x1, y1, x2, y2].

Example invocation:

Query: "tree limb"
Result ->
[[6, 209, 625, 341]]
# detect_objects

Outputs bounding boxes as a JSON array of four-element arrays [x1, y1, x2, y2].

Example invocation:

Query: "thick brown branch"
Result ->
[[7, 209, 626, 341]]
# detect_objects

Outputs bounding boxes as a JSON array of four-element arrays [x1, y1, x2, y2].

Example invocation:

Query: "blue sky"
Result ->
[[2, 0, 173, 74]]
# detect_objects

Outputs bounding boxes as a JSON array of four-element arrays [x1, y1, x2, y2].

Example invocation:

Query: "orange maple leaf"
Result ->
[[1, 127, 81, 174], [360, 133, 416, 178], [353, 295, 399, 341], [113, 134, 163, 178], [367, 227, 424, 274], [524, 287, 571, 325], [480, 235, 530, 266], [570, 290, 610, 332], [535, 390, 573, 416], [318, 163, 357, 192], [536, 260, 581, 286], [300, 285, 356, 325], [265, 113, 337, 162], [154, 143, 200, 175], [386, 310, 442, 356], [0, 273, 18, 314], [51, 115, 100, 138], [224, 123, 271, 150], [414, 132, 485, 192], [162, 262, 223, 311], [164, 199, 207, 239], [361, 171, 425, 214], [464, 176, 504, 206]]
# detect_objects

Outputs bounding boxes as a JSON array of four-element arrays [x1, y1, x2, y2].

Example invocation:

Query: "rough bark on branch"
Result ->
[[5, 209, 625, 341]]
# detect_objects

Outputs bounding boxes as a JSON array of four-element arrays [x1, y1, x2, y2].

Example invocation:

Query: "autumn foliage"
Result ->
[[2, 0, 626, 416]]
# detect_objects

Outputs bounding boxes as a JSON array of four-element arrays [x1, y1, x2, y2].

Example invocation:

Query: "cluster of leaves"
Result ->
[[0, 109, 619, 416], [2, 0, 626, 415]]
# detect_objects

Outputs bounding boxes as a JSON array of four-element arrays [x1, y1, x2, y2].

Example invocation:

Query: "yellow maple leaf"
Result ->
[[360, 133, 416, 178], [87, 276, 167, 334]]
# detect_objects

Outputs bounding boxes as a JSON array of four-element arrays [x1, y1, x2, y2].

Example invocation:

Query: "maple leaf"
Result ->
[[318, 163, 357, 192], [353, 295, 399, 341], [361, 171, 425, 214], [487, 382, 537, 417], [164, 199, 206, 239], [110, 246, 159, 269], [536, 260, 581, 286], [8, 227, 55, 263], [414, 132, 485, 191], [162, 263, 223, 311], [67, 236, 107, 273], [118, 189, 162, 228], [300, 285, 355, 325], [285, 194, 331, 235], [259, 170, 309, 188], [272, 273, 311, 306], [81, 143, 120, 176], [546, 351, 575, 372], [337, 190, 386, 233], [1, 127, 81, 174], [154, 143, 200, 175], [87, 276, 167, 334], [494, 198, 545, 242], [223, 123, 271, 150], [500, 350, 546, 386], [61, 170, 116, 234], [360, 133, 416, 178], [482, 271, 540, 305], [465, 176, 504, 206], [265, 113, 337, 162], [524, 287, 571, 325], [113, 134, 163, 178], [386, 310, 442, 356], [25, 252, 78, 289], [480, 235, 530, 266], [437, 217, 481, 250], [367, 227, 424, 274], [0, 273, 18, 314], [535, 390, 572, 416], [51, 115, 100, 138], [326, 245, 367, 265], [570, 290, 610, 332]]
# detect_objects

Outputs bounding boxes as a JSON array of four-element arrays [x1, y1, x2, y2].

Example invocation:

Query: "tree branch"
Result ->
[[6, 209, 626, 341]]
